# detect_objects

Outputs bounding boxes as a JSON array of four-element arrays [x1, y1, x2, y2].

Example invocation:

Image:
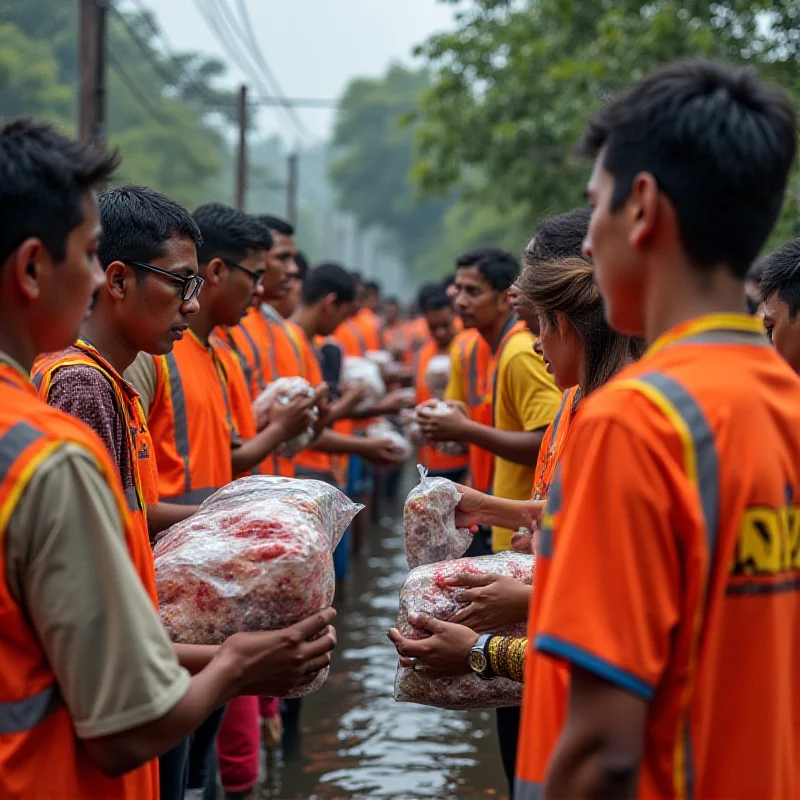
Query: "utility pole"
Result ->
[[78, 0, 107, 146], [286, 152, 298, 228], [235, 85, 247, 210]]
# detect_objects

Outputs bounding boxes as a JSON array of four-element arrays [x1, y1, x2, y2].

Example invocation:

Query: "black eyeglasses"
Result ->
[[222, 259, 265, 286], [125, 260, 204, 302]]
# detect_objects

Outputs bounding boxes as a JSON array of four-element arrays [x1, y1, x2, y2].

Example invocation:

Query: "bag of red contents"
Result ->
[[155, 476, 362, 697], [403, 464, 473, 569], [252, 377, 318, 458], [394, 552, 534, 709]]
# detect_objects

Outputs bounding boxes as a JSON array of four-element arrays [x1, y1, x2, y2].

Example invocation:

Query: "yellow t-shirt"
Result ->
[[491, 332, 561, 551], [445, 341, 466, 404]]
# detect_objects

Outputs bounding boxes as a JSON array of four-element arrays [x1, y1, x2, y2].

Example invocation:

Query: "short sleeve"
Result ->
[[445, 345, 466, 404], [124, 352, 158, 416], [534, 412, 682, 699], [5, 445, 190, 738], [502, 350, 561, 432], [46, 366, 126, 474]]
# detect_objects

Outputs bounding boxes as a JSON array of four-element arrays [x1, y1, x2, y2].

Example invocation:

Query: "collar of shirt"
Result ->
[[0, 350, 33, 382], [647, 312, 765, 357]]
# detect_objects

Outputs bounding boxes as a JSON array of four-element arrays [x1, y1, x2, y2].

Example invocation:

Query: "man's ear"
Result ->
[[105, 260, 126, 299], [12, 237, 48, 300], [205, 257, 227, 286], [628, 171, 659, 251], [497, 287, 512, 314]]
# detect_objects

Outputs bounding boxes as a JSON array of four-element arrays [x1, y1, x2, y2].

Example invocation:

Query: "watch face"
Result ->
[[468, 649, 488, 674]]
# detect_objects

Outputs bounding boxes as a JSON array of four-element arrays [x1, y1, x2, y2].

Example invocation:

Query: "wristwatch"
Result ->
[[468, 633, 496, 680]]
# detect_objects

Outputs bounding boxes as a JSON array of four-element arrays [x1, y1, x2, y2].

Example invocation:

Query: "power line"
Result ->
[[106, 50, 210, 174]]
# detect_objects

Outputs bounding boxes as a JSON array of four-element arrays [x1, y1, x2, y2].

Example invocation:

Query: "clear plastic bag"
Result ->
[[342, 357, 386, 403], [252, 377, 318, 458], [365, 349, 394, 369], [424, 354, 452, 399], [393, 552, 534, 709], [416, 401, 468, 457], [154, 476, 363, 696], [366, 419, 413, 461], [403, 464, 473, 569]]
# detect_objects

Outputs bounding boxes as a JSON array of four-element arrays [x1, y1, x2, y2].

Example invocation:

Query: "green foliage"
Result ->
[[329, 64, 458, 272], [0, 1, 236, 209], [416, 0, 800, 250]]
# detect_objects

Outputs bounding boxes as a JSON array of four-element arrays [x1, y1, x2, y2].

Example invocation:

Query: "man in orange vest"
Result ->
[[273, 249, 308, 320], [414, 286, 469, 482], [0, 118, 336, 800], [33, 185, 207, 543]]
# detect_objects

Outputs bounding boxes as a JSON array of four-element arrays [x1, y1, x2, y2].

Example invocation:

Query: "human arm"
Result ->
[[543, 666, 647, 799], [323, 384, 368, 424], [312, 428, 406, 466], [147, 502, 199, 538], [419, 404, 547, 467], [454, 484, 544, 531], [6, 445, 337, 777], [349, 388, 416, 418], [230, 394, 314, 475]]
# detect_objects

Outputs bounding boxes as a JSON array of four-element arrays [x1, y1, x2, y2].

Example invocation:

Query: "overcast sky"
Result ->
[[140, 0, 455, 145]]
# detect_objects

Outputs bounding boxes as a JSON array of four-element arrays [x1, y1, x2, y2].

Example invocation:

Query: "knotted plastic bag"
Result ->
[[394, 552, 534, 709], [403, 465, 473, 569], [342, 357, 386, 404], [155, 476, 362, 696], [416, 401, 468, 457], [252, 377, 318, 458], [367, 419, 414, 462]]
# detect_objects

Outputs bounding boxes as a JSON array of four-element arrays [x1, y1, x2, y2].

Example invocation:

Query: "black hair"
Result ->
[[363, 280, 381, 296], [759, 238, 800, 316], [0, 117, 119, 265], [421, 288, 454, 314], [99, 186, 201, 271], [295, 251, 310, 280], [302, 262, 357, 305], [579, 59, 797, 279], [440, 272, 456, 289], [528, 208, 592, 263], [384, 295, 399, 306], [192, 203, 272, 267], [456, 246, 520, 291], [747, 256, 767, 284], [417, 282, 442, 310], [258, 214, 294, 236]]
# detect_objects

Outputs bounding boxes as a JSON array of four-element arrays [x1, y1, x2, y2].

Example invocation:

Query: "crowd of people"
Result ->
[[1, 54, 799, 800]]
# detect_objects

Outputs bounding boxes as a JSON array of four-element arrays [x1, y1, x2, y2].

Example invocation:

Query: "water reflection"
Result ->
[[266, 511, 508, 799]]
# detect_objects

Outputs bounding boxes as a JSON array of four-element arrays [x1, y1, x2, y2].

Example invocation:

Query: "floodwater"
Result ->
[[262, 490, 509, 800]]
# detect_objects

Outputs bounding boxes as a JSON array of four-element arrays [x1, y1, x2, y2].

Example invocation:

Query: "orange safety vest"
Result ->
[[148, 331, 234, 504], [0, 361, 160, 800], [456, 329, 493, 492], [32, 339, 159, 547], [210, 334, 260, 478], [414, 337, 469, 474]]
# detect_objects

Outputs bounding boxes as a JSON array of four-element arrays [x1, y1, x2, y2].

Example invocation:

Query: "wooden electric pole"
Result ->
[[78, 0, 107, 146], [286, 152, 298, 228], [234, 85, 247, 210]]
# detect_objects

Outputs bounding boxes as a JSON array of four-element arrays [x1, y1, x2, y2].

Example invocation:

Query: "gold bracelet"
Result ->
[[487, 636, 528, 682], [488, 635, 504, 676]]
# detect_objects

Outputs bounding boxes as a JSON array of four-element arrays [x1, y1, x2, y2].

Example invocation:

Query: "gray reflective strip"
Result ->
[[0, 422, 43, 478], [515, 777, 542, 800], [164, 353, 192, 497], [636, 371, 719, 800], [124, 487, 140, 512], [31, 372, 43, 391], [679, 331, 771, 348], [168, 486, 216, 505], [550, 390, 571, 443], [467, 344, 481, 405], [0, 683, 62, 734], [239, 326, 263, 389], [539, 468, 561, 558]]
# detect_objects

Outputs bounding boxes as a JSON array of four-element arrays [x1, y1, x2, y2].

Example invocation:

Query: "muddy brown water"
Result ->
[[259, 493, 509, 800]]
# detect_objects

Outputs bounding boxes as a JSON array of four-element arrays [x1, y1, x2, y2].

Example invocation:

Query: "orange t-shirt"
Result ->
[[415, 337, 469, 474], [520, 314, 800, 800]]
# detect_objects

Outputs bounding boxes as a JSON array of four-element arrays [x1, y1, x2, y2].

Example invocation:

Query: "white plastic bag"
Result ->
[[342, 357, 386, 407], [416, 401, 468, 457], [394, 552, 534, 709], [403, 464, 473, 569], [252, 377, 318, 458], [424, 354, 452, 399], [367, 419, 413, 461], [155, 476, 362, 696], [365, 349, 394, 369]]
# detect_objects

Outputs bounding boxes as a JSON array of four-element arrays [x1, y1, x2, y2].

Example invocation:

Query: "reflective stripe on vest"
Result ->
[[236, 325, 263, 391], [466, 340, 482, 406], [515, 778, 542, 800], [346, 319, 368, 357], [607, 370, 719, 800], [164, 352, 192, 497], [538, 466, 561, 559], [0, 422, 42, 476], [0, 683, 62, 735]]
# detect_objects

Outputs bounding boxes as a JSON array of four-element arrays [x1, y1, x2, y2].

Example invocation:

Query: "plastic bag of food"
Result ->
[[155, 476, 362, 696], [365, 349, 394, 369], [342, 357, 386, 405], [394, 552, 534, 709], [415, 401, 469, 458], [252, 377, 318, 458], [424, 354, 452, 399], [403, 464, 473, 569], [367, 419, 413, 461]]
